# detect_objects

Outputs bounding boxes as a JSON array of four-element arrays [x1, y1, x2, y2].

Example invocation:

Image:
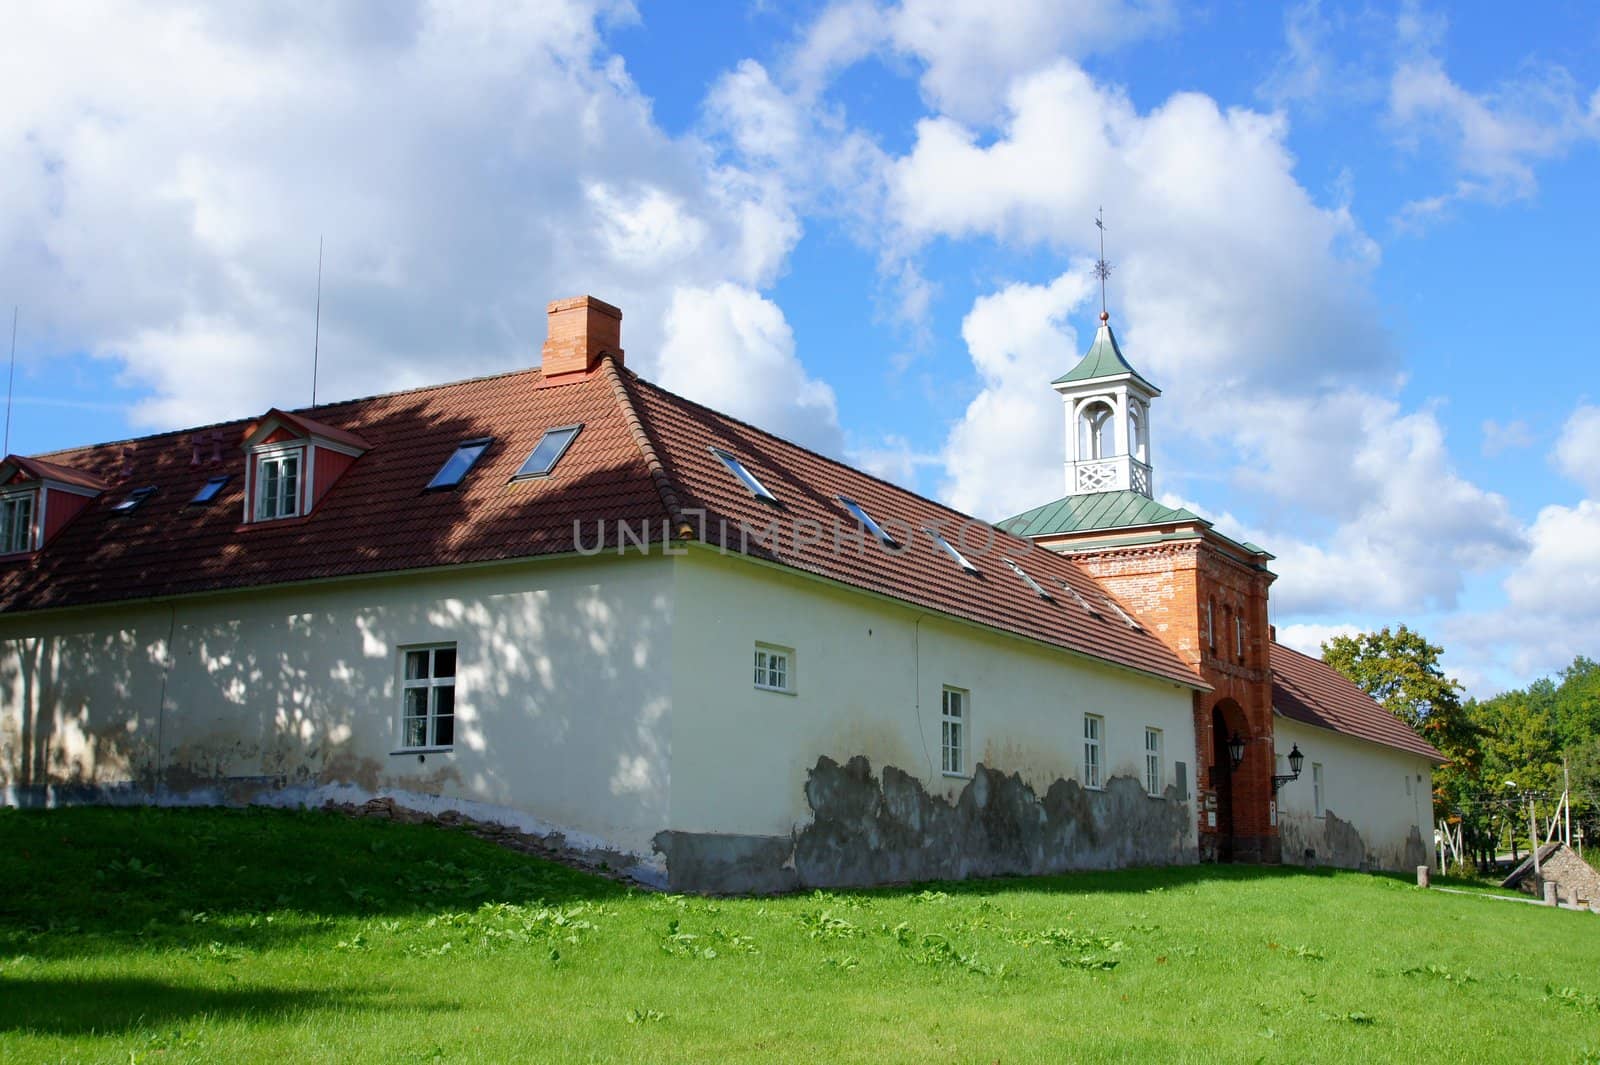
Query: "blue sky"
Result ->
[[3, 1, 1598, 694]]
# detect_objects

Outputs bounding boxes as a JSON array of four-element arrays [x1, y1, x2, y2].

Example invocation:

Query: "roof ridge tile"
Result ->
[[599, 356, 687, 537]]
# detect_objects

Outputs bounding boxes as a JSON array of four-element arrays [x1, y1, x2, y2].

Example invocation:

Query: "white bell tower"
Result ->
[[1052, 310, 1160, 498]]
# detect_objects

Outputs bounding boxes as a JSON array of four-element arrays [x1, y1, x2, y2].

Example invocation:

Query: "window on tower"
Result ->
[[1078, 402, 1117, 460], [1128, 403, 1147, 463]]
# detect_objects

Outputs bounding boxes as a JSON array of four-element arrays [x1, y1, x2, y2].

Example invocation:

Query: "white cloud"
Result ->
[[1445, 500, 1600, 685], [1481, 418, 1534, 457], [1273, 621, 1361, 659], [877, 56, 1534, 620], [1388, 17, 1600, 224], [0, 1, 820, 433], [888, 62, 1387, 406], [937, 271, 1093, 517], [1258, 1, 1332, 108], [1504, 500, 1600, 618], [791, 0, 1175, 126], [1236, 395, 1525, 613], [850, 434, 942, 489], [1554, 404, 1600, 495], [1257, 1, 1384, 112], [655, 283, 844, 457]]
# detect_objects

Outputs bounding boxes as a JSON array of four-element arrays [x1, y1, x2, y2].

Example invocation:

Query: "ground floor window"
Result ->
[[1312, 762, 1325, 816], [941, 687, 967, 775], [401, 644, 456, 749], [1083, 714, 1104, 789], [754, 643, 793, 693], [1144, 727, 1163, 796]]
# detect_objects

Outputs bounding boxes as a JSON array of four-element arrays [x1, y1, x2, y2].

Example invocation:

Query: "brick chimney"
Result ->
[[539, 295, 622, 385]]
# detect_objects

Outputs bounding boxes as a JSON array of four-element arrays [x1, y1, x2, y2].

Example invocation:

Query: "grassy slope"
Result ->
[[1, 807, 1597, 1064]]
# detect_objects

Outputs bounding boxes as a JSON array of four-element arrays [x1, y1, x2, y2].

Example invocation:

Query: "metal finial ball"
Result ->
[[1100, 311, 1109, 322]]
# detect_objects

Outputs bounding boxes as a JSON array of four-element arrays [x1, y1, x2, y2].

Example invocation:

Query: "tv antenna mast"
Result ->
[[311, 236, 323, 407]]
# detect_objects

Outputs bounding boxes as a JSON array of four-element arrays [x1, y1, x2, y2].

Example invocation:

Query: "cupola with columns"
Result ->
[[1052, 309, 1160, 498]]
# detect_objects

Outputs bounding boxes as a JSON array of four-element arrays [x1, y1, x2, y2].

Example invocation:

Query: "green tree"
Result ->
[[1322, 626, 1479, 761]]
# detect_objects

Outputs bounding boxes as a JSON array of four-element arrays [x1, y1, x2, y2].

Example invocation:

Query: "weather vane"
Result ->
[[1093, 207, 1112, 318]]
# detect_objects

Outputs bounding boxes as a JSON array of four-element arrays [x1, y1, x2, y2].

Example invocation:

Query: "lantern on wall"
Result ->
[[1272, 744, 1305, 795]]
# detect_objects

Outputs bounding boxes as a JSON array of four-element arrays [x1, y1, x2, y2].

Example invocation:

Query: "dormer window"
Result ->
[[240, 409, 370, 524], [256, 452, 301, 520], [0, 454, 107, 553], [1, 493, 35, 553]]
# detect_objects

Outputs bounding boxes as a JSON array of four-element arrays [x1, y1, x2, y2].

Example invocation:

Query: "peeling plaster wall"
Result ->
[[0, 554, 676, 859], [1273, 716, 1433, 871], [664, 549, 1199, 889], [657, 757, 1195, 893]]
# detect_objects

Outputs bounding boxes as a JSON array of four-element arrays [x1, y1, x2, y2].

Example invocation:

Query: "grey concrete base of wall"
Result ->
[[1278, 809, 1428, 873], [655, 755, 1196, 894], [3, 779, 667, 889]]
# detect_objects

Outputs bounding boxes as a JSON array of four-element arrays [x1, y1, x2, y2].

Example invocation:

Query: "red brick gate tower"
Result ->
[[1000, 311, 1282, 863]]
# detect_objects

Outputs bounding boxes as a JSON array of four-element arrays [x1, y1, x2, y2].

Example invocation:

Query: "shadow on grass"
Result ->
[[826, 860, 1357, 904], [0, 805, 632, 960], [0, 975, 453, 1036]]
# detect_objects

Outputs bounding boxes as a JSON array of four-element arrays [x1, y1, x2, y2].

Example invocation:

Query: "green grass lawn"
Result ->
[[2, 807, 1598, 1064]]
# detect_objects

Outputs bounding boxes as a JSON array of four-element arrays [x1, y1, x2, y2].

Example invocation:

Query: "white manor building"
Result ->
[[0, 295, 1440, 890]]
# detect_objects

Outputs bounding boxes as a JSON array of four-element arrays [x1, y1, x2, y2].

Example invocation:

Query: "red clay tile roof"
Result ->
[[621, 370, 1202, 688], [1270, 641, 1444, 761], [245, 409, 373, 452], [0, 366, 671, 612], [0, 355, 1200, 689]]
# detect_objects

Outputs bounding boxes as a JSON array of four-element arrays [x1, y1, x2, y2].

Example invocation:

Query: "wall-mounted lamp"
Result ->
[[1271, 744, 1305, 795], [1227, 731, 1246, 771]]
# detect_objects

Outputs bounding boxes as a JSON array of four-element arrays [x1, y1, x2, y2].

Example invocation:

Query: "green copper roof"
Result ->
[[999, 491, 1201, 538], [1052, 320, 1158, 393]]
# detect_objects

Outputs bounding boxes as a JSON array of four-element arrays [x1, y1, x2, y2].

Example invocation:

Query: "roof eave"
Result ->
[[1271, 707, 1446, 764]]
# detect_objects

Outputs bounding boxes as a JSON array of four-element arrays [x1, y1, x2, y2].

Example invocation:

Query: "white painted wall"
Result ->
[[1274, 715, 1434, 870], [2, 542, 1204, 882], [668, 547, 1199, 845], [0, 555, 676, 859]]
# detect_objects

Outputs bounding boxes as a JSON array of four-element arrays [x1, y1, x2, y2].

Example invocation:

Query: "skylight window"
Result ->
[[837, 494, 896, 547], [1101, 595, 1143, 631], [1004, 559, 1053, 601], [190, 475, 230, 505], [1056, 579, 1101, 616], [112, 486, 156, 513], [710, 447, 778, 503], [428, 437, 493, 490], [926, 528, 979, 574], [513, 424, 582, 480]]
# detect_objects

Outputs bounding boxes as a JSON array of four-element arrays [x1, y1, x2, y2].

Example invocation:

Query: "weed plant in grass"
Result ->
[[2, 806, 1598, 1063]]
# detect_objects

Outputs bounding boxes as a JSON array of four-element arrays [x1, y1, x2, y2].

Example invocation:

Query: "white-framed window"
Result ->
[[753, 643, 793, 693], [400, 644, 457, 750], [1205, 598, 1216, 652], [941, 687, 967, 776], [255, 451, 301, 520], [1235, 612, 1245, 659], [1083, 713, 1104, 789], [1144, 727, 1163, 796], [1312, 762, 1325, 816], [0, 493, 34, 553]]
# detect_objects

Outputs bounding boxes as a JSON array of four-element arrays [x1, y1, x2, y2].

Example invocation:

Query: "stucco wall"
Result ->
[[0, 555, 676, 869], [1273, 716, 1433, 871], [660, 548, 1200, 891]]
